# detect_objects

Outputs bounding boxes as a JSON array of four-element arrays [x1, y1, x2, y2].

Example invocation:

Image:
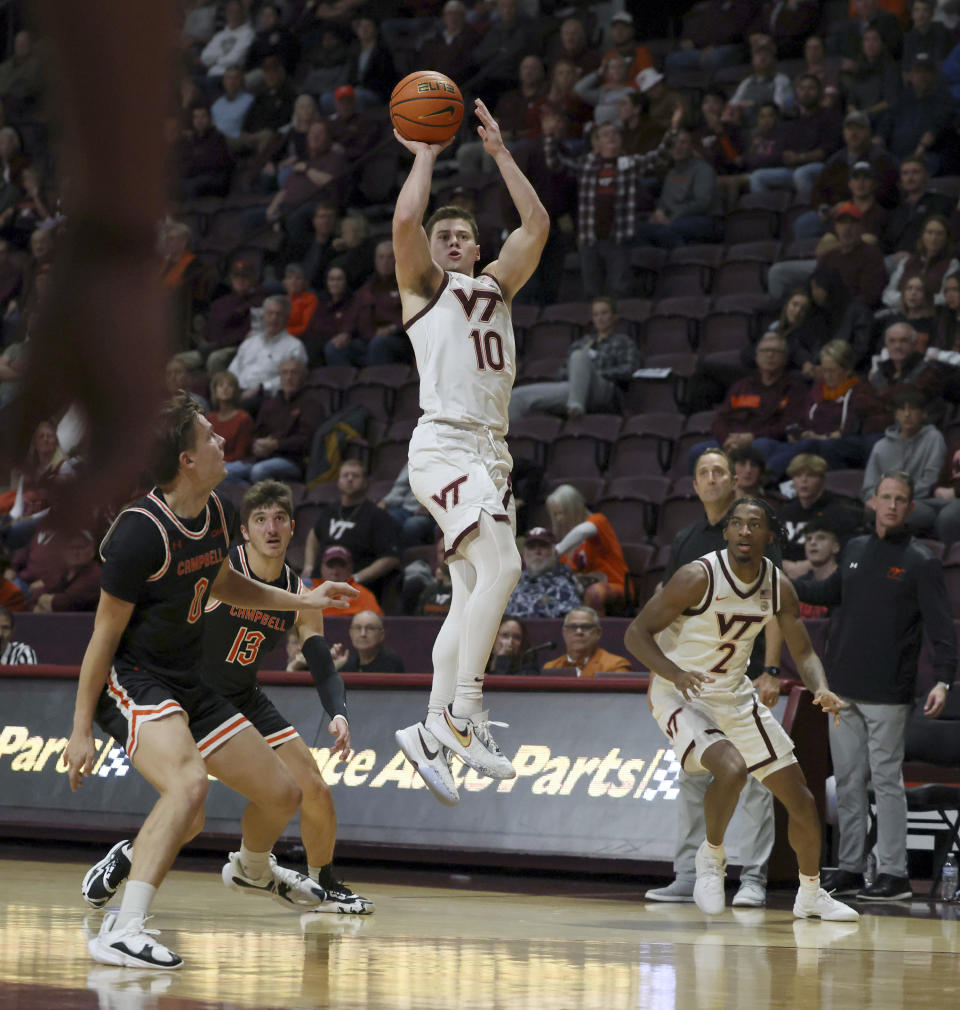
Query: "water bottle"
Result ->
[[865, 851, 877, 888], [940, 854, 958, 902]]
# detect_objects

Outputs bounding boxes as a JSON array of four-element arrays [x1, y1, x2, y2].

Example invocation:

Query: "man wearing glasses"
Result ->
[[543, 606, 632, 678], [331, 610, 406, 674]]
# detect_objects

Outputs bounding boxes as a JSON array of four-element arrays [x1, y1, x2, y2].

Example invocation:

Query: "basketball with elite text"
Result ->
[[390, 71, 464, 143]]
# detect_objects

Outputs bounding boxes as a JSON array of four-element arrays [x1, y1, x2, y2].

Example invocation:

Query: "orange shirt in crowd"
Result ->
[[543, 647, 633, 678], [559, 512, 628, 595], [287, 291, 319, 336], [317, 577, 382, 618]]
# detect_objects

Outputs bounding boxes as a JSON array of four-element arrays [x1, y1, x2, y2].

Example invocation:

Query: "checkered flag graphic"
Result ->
[[98, 747, 130, 777], [642, 749, 682, 801]]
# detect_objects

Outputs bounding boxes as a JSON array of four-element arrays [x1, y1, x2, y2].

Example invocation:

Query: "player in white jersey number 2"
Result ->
[[391, 98, 549, 805], [626, 498, 859, 922]]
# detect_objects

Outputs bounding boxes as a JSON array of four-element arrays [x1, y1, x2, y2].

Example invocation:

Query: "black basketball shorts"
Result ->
[[220, 686, 299, 749]]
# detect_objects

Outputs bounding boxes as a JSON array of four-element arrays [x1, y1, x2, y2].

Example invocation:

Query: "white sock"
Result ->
[[799, 872, 821, 893], [705, 840, 726, 861], [239, 843, 271, 880], [115, 880, 156, 930]]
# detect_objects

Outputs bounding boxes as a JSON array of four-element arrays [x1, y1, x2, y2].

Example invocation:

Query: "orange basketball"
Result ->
[[390, 71, 464, 143]]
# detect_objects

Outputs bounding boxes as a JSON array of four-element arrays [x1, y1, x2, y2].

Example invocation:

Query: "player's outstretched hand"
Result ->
[[475, 99, 506, 157], [674, 668, 714, 701], [64, 729, 97, 792], [813, 688, 845, 725], [329, 714, 351, 760], [302, 580, 359, 611], [393, 129, 453, 157]]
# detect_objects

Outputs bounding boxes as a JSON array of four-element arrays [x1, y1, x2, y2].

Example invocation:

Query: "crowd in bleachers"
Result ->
[[8, 1, 960, 674]]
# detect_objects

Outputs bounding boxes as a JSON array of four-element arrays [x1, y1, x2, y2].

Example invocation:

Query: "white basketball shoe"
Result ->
[[693, 841, 727, 915], [793, 886, 860, 921], [88, 912, 183, 969], [395, 722, 460, 806], [221, 852, 328, 908], [425, 705, 516, 779]]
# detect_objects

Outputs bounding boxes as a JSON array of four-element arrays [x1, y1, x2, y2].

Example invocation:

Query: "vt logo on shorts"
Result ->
[[432, 475, 468, 511]]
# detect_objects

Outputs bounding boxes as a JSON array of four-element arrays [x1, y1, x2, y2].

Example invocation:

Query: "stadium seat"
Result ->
[[723, 208, 779, 244], [523, 320, 580, 358], [698, 312, 753, 355], [657, 496, 707, 543], [823, 469, 865, 501], [539, 301, 595, 327], [653, 263, 711, 299], [643, 314, 697, 356], [667, 244, 725, 269], [607, 434, 666, 478]]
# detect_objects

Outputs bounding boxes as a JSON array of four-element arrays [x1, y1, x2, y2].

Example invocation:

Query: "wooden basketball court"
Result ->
[[1, 845, 958, 1010]]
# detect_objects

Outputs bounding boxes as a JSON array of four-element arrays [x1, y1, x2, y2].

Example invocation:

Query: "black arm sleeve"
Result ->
[[301, 634, 348, 721]]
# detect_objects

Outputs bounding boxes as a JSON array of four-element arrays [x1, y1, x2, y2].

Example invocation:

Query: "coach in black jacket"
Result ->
[[794, 469, 956, 902]]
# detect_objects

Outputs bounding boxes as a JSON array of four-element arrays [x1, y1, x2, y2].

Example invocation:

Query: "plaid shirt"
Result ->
[[544, 130, 675, 247], [566, 330, 640, 385]]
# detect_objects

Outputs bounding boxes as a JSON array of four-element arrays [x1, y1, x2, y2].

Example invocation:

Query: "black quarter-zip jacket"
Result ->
[[793, 527, 956, 703]]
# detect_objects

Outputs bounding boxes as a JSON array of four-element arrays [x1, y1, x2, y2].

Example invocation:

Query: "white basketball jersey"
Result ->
[[656, 550, 782, 697], [405, 271, 516, 436]]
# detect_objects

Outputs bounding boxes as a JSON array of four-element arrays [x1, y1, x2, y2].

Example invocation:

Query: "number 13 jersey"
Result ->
[[405, 271, 516, 436]]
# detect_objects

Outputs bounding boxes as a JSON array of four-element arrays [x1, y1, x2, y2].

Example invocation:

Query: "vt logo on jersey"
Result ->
[[716, 613, 766, 638], [432, 475, 468, 511], [452, 287, 503, 322], [329, 518, 356, 539]]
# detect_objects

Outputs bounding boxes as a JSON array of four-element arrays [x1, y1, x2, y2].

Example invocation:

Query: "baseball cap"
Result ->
[[834, 202, 862, 220], [524, 526, 556, 546], [334, 84, 355, 100], [610, 11, 633, 24], [322, 545, 353, 564], [844, 110, 870, 128], [635, 68, 665, 93], [850, 160, 875, 177]]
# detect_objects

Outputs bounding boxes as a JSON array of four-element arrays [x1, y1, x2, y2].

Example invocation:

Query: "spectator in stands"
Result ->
[[300, 200, 340, 289], [928, 439, 960, 544], [0, 337, 23, 408], [817, 202, 887, 308], [225, 357, 324, 484], [792, 519, 842, 619], [690, 331, 808, 469], [882, 156, 954, 255], [0, 31, 43, 120], [199, 0, 254, 80], [903, 0, 954, 66], [769, 286, 824, 376], [206, 370, 253, 463], [0, 606, 35, 663], [933, 272, 960, 352], [471, 0, 542, 108], [505, 526, 582, 619], [316, 545, 382, 617], [720, 102, 787, 206], [302, 459, 401, 601], [510, 296, 639, 421], [833, 0, 904, 61], [418, 1, 480, 83], [801, 34, 843, 106], [862, 387, 947, 531], [729, 36, 796, 127], [245, 3, 298, 77], [778, 453, 865, 575], [573, 53, 635, 128], [692, 89, 746, 208], [282, 263, 318, 337], [0, 566, 24, 610], [749, 75, 843, 204], [602, 11, 652, 80], [757, 0, 821, 56], [159, 220, 209, 336], [665, 1, 753, 73], [634, 69, 686, 145], [202, 259, 264, 373], [881, 53, 953, 171], [842, 26, 902, 128], [869, 321, 944, 417], [31, 531, 101, 613], [380, 463, 437, 549], [486, 617, 541, 676], [228, 294, 308, 408], [543, 59, 593, 142], [881, 215, 957, 317], [329, 213, 376, 290], [414, 539, 453, 616], [633, 129, 721, 248], [729, 444, 769, 497], [166, 356, 208, 412], [239, 56, 296, 151], [331, 610, 406, 673], [881, 275, 939, 349], [543, 605, 632, 677], [211, 67, 254, 151], [546, 484, 628, 614], [545, 15, 601, 78], [355, 239, 406, 365], [326, 83, 383, 166], [264, 121, 350, 250], [179, 102, 233, 198], [258, 93, 321, 191], [303, 264, 361, 367], [768, 339, 885, 478]]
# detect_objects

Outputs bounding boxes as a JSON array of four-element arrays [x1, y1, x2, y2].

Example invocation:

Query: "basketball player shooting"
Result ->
[[625, 498, 859, 922], [391, 98, 549, 805]]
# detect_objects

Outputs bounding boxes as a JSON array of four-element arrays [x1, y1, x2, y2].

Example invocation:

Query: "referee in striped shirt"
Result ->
[[0, 607, 36, 665]]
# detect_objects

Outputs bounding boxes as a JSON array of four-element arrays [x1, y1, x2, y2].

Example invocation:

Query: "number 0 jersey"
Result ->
[[655, 550, 782, 697], [200, 543, 301, 698], [405, 270, 516, 436], [99, 489, 234, 683]]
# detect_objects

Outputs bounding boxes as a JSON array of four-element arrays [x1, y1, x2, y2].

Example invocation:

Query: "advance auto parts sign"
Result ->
[[0, 678, 779, 864]]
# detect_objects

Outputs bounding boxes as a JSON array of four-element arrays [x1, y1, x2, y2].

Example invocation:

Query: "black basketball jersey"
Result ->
[[200, 543, 301, 698], [100, 488, 234, 683]]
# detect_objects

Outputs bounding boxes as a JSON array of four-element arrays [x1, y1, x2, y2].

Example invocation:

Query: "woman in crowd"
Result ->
[[486, 617, 541, 676], [808, 267, 875, 370], [302, 264, 361, 367], [257, 93, 318, 190], [573, 53, 635, 126], [546, 484, 627, 615], [882, 215, 959, 311], [842, 27, 900, 127], [206, 369, 253, 463], [880, 275, 938, 351]]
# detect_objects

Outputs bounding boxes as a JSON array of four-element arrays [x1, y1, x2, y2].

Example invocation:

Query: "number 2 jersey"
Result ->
[[99, 488, 234, 683], [655, 550, 783, 698], [405, 270, 516, 437], [200, 543, 301, 700]]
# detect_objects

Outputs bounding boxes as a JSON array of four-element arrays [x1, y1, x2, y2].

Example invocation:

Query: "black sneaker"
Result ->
[[82, 840, 133, 909], [856, 874, 913, 901], [311, 865, 375, 915], [820, 869, 865, 896]]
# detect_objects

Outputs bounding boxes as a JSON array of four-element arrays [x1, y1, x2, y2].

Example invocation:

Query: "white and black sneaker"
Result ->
[[221, 852, 328, 908], [395, 722, 460, 806], [306, 865, 375, 914], [88, 912, 183, 970], [425, 705, 516, 780], [82, 840, 133, 909]]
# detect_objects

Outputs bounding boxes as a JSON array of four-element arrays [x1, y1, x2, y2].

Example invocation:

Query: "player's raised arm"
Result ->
[[624, 563, 715, 700], [211, 558, 358, 612], [776, 577, 844, 723], [476, 99, 550, 303], [392, 132, 450, 299]]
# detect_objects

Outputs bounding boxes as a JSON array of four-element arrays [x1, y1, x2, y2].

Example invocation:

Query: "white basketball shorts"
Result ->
[[408, 420, 516, 558], [648, 674, 796, 782]]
